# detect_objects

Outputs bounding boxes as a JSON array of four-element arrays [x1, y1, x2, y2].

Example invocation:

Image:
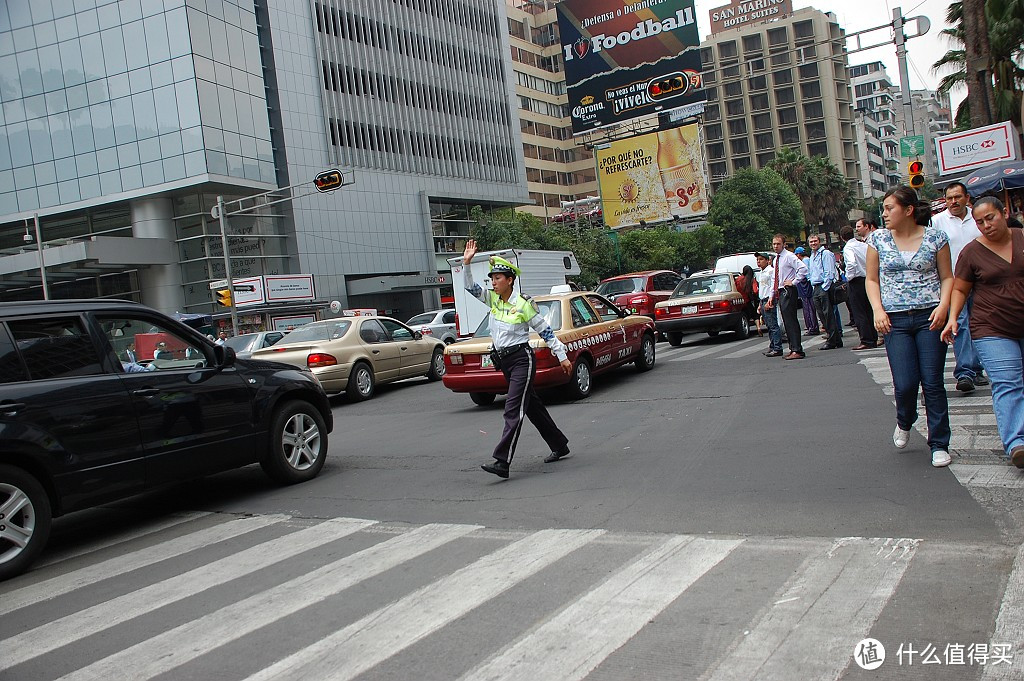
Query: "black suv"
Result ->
[[0, 300, 333, 580]]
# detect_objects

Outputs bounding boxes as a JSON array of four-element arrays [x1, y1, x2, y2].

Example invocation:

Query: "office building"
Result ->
[[0, 0, 527, 328], [505, 0, 597, 222], [849, 61, 901, 197], [699, 7, 860, 193]]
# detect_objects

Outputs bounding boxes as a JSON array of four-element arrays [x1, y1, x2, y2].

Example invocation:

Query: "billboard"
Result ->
[[597, 123, 708, 229], [935, 121, 1018, 175], [556, 0, 704, 134]]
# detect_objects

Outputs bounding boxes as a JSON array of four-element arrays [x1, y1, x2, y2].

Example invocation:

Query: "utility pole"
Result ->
[[892, 8, 916, 139], [32, 214, 49, 300], [214, 195, 239, 337]]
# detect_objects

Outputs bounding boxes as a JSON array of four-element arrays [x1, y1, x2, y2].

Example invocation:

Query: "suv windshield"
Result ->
[[473, 300, 561, 338], [596, 277, 644, 296], [284, 321, 352, 342], [673, 275, 734, 297]]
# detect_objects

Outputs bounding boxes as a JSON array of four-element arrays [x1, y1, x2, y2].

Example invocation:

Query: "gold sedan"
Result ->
[[250, 316, 446, 401]]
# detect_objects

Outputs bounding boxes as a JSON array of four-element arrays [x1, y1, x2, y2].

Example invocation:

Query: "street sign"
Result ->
[[232, 285, 256, 292], [314, 169, 343, 192], [900, 135, 925, 158], [208, 279, 227, 290]]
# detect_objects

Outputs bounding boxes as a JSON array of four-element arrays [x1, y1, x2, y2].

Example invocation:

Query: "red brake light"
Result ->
[[421, 328, 433, 334], [307, 353, 337, 368], [655, 307, 666, 318], [628, 295, 649, 305]]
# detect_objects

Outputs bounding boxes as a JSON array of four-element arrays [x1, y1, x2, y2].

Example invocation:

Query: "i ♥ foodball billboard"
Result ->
[[557, 0, 705, 135]]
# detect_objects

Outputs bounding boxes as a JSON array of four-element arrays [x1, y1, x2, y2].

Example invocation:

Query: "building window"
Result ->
[[778, 107, 798, 125], [781, 127, 800, 145], [701, 47, 713, 65], [794, 20, 814, 40], [751, 93, 770, 111], [775, 87, 795, 105], [799, 63, 819, 80], [728, 119, 747, 136], [726, 99, 745, 116], [801, 82, 822, 99], [808, 141, 828, 157], [768, 27, 788, 47], [771, 52, 791, 67], [705, 124, 723, 140], [508, 18, 526, 40], [748, 75, 767, 91], [773, 69, 793, 86], [755, 132, 775, 151], [803, 101, 824, 119], [757, 152, 777, 167], [743, 35, 763, 53], [734, 156, 752, 169], [722, 63, 741, 79], [708, 142, 725, 160], [719, 41, 737, 59], [731, 137, 750, 155], [753, 112, 772, 130], [705, 104, 721, 121], [805, 121, 826, 140], [725, 82, 743, 97]]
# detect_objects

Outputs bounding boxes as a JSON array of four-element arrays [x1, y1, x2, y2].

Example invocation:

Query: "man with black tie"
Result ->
[[767, 233, 808, 360]]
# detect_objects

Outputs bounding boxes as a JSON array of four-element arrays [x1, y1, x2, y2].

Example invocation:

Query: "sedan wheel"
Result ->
[[734, 316, 750, 339], [0, 465, 52, 581], [635, 334, 656, 372], [346, 362, 375, 402], [427, 348, 445, 380], [667, 332, 683, 347], [260, 401, 328, 484], [564, 358, 592, 400], [470, 392, 496, 406]]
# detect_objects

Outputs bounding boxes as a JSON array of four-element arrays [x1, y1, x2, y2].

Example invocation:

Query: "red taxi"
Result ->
[[654, 272, 752, 344], [442, 291, 656, 406]]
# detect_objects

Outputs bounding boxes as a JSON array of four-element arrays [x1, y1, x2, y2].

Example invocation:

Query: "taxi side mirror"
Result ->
[[618, 308, 631, 317]]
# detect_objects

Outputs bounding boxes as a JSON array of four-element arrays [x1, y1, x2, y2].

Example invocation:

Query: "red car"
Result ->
[[442, 291, 657, 405], [595, 270, 683, 319]]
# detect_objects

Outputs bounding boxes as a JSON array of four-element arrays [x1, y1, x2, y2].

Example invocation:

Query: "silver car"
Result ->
[[222, 330, 287, 359], [406, 309, 458, 344]]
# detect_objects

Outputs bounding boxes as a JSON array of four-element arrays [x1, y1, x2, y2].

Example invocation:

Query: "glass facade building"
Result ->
[[0, 0, 528, 322]]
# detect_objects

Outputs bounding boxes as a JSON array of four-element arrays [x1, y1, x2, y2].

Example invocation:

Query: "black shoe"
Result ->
[[764, 350, 783, 357], [955, 377, 976, 393], [481, 460, 510, 478], [804, 330, 819, 337], [544, 447, 571, 463], [974, 374, 989, 386]]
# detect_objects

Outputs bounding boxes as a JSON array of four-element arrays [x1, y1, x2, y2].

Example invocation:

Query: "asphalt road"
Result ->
[[4, 327, 1023, 680]]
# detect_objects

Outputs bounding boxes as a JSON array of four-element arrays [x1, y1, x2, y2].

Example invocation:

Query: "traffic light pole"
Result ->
[[215, 195, 240, 337], [892, 8, 916, 140]]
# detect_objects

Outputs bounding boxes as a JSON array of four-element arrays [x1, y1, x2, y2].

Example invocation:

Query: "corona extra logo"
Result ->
[[581, 95, 595, 105]]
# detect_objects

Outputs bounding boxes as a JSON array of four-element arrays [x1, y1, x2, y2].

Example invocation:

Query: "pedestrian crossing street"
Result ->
[[3, 512, 1023, 681]]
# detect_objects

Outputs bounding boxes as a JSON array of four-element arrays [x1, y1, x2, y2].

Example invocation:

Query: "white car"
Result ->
[[406, 309, 458, 344]]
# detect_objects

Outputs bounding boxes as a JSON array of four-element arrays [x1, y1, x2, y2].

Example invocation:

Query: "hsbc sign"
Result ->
[[935, 121, 1018, 175]]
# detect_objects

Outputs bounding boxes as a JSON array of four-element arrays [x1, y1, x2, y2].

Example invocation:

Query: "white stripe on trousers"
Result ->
[[505, 348, 534, 465]]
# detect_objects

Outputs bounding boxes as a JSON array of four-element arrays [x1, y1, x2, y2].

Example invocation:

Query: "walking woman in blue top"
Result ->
[[462, 240, 573, 479], [866, 186, 955, 467]]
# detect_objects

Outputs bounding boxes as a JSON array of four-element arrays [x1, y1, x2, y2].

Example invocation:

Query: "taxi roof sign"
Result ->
[[314, 169, 343, 192]]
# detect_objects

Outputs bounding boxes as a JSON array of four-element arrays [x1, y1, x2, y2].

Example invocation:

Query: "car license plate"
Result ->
[[681, 305, 698, 315], [480, 354, 493, 369]]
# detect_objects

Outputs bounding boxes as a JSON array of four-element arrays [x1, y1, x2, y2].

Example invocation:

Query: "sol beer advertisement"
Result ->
[[556, 0, 704, 134], [597, 124, 708, 229]]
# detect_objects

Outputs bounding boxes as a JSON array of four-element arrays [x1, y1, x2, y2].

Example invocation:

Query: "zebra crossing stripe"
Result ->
[[243, 528, 606, 681], [981, 542, 1024, 680], [459, 536, 743, 681], [0, 517, 375, 673], [35, 511, 212, 569], [704, 537, 917, 680], [0, 514, 286, 618], [56, 523, 481, 681]]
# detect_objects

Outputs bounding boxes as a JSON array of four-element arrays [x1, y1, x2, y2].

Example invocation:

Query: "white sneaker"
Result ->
[[893, 425, 911, 449], [932, 450, 952, 467]]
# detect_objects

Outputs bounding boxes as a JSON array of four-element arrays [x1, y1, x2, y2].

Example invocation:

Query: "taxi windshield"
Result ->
[[472, 300, 561, 338], [673, 275, 733, 297]]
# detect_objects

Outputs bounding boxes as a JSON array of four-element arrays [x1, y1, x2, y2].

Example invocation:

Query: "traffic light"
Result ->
[[908, 160, 925, 190], [215, 288, 232, 307]]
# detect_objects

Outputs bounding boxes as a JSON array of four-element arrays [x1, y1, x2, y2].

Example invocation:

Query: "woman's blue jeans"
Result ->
[[974, 336, 1024, 456], [884, 307, 951, 452]]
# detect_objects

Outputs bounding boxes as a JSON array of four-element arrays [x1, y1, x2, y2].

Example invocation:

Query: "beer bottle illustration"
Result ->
[[657, 128, 697, 217]]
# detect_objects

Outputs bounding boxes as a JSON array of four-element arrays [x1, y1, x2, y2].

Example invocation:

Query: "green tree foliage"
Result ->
[[468, 208, 723, 285], [766, 148, 852, 235], [934, 0, 1024, 131], [707, 168, 802, 251]]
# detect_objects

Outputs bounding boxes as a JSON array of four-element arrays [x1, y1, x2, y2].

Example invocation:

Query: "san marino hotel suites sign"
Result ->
[[709, 0, 792, 35]]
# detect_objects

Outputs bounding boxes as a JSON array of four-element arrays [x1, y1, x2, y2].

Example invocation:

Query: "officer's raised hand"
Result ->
[[463, 239, 478, 264], [560, 358, 572, 375]]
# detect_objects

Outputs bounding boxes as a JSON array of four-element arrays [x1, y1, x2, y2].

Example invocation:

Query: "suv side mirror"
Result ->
[[214, 344, 236, 368]]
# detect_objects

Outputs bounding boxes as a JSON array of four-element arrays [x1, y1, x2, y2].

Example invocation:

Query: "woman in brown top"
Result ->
[[941, 196, 1024, 467]]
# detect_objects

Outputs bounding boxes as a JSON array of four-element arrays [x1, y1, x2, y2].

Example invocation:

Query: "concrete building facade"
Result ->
[[504, 0, 597, 223], [0, 0, 527, 327], [849, 61, 901, 197], [699, 8, 860, 193]]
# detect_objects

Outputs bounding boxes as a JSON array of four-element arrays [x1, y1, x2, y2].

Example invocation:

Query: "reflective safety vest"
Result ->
[[487, 291, 537, 325]]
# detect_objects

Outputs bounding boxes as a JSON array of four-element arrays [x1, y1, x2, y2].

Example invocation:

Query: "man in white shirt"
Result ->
[[931, 181, 987, 392], [768, 233, 809, 359], [842, 223, 877, 350], [755, 252, 783, 356]]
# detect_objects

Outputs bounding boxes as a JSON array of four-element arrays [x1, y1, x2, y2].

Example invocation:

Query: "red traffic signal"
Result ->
[[908, 160, 925, 190], [647, 72, 689, 101], [314, 169, 343, 192]]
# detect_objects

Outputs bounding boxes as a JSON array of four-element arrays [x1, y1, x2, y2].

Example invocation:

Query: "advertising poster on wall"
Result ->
[[556, 0, 704, 134], [597, 124, 708, 229]]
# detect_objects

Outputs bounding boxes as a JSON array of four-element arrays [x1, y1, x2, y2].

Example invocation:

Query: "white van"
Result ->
[[713, 252, 761, 274]]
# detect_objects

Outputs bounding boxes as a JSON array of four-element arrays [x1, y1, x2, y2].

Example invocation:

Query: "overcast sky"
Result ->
[[692, 0, 962, 106]]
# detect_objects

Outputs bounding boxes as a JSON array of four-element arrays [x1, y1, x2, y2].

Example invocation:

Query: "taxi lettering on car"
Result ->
[[442, 291, 657, 406]]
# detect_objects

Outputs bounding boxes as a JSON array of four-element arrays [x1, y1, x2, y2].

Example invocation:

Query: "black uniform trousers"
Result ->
[[848, 276, 878, 346], [812, 283, 843, 347], [778, 286, 804, 355], [492, 347, 568, 464]]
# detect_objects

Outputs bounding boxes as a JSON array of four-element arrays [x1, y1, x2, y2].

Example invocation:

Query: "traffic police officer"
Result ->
[[462, 240, 573, 478]]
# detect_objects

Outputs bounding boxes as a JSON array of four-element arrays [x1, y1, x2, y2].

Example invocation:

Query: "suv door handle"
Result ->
[[0, 402, 26, 414], [131, 388, 161, 396]]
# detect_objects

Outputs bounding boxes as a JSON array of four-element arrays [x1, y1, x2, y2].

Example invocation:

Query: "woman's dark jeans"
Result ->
[[883, 307, 951, 452]]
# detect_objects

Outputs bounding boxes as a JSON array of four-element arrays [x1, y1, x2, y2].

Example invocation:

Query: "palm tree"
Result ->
[[766, 147, 821, 230]]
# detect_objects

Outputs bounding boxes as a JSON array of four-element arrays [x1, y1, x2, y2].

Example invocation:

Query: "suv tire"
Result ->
[[0, 465, 52, 581], [260, 401, 328, 485]]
